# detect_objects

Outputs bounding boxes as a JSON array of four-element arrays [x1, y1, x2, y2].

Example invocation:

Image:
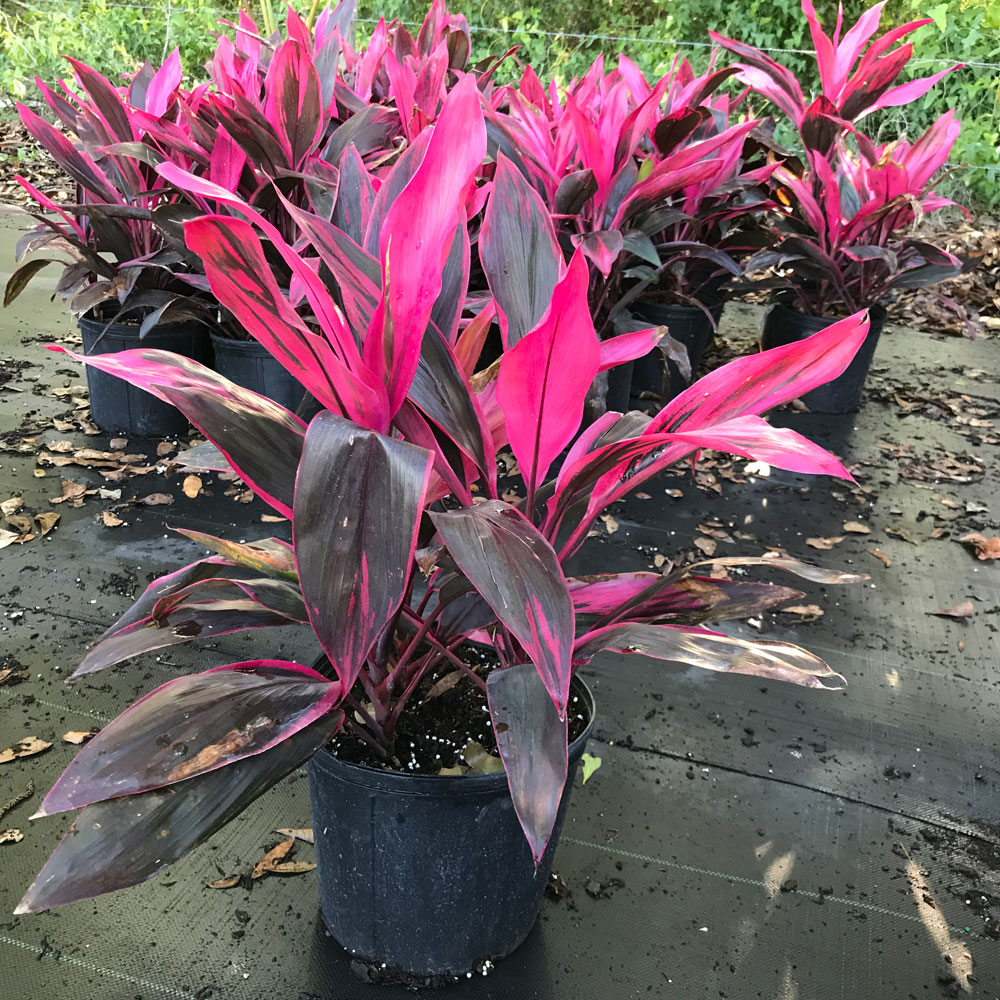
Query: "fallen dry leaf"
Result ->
[[653, 553, 667, 568], [0, 829, 24, 845], [269, 861, 316, 874], [0, 528, 21, 549], [252, 838, 295, 879], [50, 480, 89, 505], [806, 536, 844, 550], [63, 730, 98, 744], [46, 441, 76, 454], [108, 437, 128, 449], [32, 469, 45, 478], [260, 514, 286, 523], [886, 526, 918, 544], [34, 512, 60, 536], [275, 828, 314, 845], [600, 514, 619, 535], [781, 604, 824, 621], [156, 441, 176, 457], [101, 510, 124, 527], [206, 875, 241, 890], [960, 533, 1000, 560], [868, 548, 892, 568], [929, 600, 976, 619], [693, 536, 717, 556], [0, 737, 53, 764], [843, 521, 871, 535], [634, 492, 651, 500], [182, 475, 203, 499], [137, 493, 174, 506], [1, 497, 22, 517]]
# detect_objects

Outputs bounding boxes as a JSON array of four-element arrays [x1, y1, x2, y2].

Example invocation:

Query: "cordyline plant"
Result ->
[[488, 53, 771, 334], [713, 0, 965, 314], [6, 52, 231, 334], [17, 77, 870, 914]]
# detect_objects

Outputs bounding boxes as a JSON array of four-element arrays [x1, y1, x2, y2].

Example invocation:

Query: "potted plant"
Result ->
[[6, 54, 224, 436], [712, 0, 965, 413], [16, 75, 872, 983], [486, 53, 774, 411]]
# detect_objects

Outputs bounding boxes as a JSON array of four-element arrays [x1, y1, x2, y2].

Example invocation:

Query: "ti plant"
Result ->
[[714, 0, 965, 315], [19, 74, 870, 915]]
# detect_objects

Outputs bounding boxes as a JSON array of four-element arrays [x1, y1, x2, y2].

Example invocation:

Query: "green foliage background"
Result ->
[[1, 0, 997, 206]]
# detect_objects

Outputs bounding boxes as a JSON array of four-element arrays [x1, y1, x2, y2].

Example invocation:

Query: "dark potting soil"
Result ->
[[328, 652, 591, 775]]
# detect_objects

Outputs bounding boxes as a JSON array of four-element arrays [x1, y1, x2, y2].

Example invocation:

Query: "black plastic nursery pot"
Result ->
[[760, 302, 887, 414], [210, 332, 308, 412], [632, 301, 721, 402], [307, 676, 596, 983], [79, 314, 211, 436]]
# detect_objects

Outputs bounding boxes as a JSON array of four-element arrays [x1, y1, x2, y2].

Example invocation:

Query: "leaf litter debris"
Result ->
[[0, 737, 52, 764], [928, 601, 976, 619]]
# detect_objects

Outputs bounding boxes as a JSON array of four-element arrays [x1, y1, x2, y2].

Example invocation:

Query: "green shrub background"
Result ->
[[1, 0, 997, 207]]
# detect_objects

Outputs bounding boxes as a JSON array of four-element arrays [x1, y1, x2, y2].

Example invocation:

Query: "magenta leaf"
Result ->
[[598, 326, 664, 373], [574, 624, 846, 689], [488, 663, 568, 863], [39, 661, 340, 817], [294, 413, 433, 691], [16, 710, 342, 913], [430, 500, 575, 714], [480, 153, 563, 348], [263, 37, 323, 167], [51, 346, 304, 517], [496, 251, 600, 495], [184, 215, 388, 429], [365, 75, 486, 414]]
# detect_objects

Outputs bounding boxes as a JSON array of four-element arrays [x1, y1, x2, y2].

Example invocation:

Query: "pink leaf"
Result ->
[[496, 251, 600, 495]]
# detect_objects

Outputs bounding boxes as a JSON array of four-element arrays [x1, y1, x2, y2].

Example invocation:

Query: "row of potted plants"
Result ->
[[8, 0, 965, 423], [6, 0, 960, 983]]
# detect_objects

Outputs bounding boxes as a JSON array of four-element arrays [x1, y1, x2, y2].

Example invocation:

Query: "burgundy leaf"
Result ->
[[488, 662, 568, 863], [430, 500, 575, 714], [294, 413, 433, 691], [16, 710, 342, 913], [39, 661, 339, 816], [480, 153, 563, 348], [51, 346, 305, 517]]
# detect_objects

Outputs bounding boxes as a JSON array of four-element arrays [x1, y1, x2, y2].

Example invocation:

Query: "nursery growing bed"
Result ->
[[2, 218, 1000, 997]]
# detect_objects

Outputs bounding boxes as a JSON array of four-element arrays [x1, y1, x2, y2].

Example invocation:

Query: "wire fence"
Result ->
[[4, 0, 999, 176]]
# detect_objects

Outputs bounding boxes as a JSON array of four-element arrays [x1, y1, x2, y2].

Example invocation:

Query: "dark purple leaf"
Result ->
[[430, 500, 575, 714], [488, 663, 568, 863], [480, 154, 563, 348], [16, 709, 342, 913], [40, 660, 339, 816], [294, 413, 433, 691]]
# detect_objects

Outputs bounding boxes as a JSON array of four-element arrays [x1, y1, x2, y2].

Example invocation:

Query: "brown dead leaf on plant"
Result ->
[[806, 536, 844, 550], [928, 600, 976, 619], [0, 737, 52, 764], [960, 533, 1000, 560]]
